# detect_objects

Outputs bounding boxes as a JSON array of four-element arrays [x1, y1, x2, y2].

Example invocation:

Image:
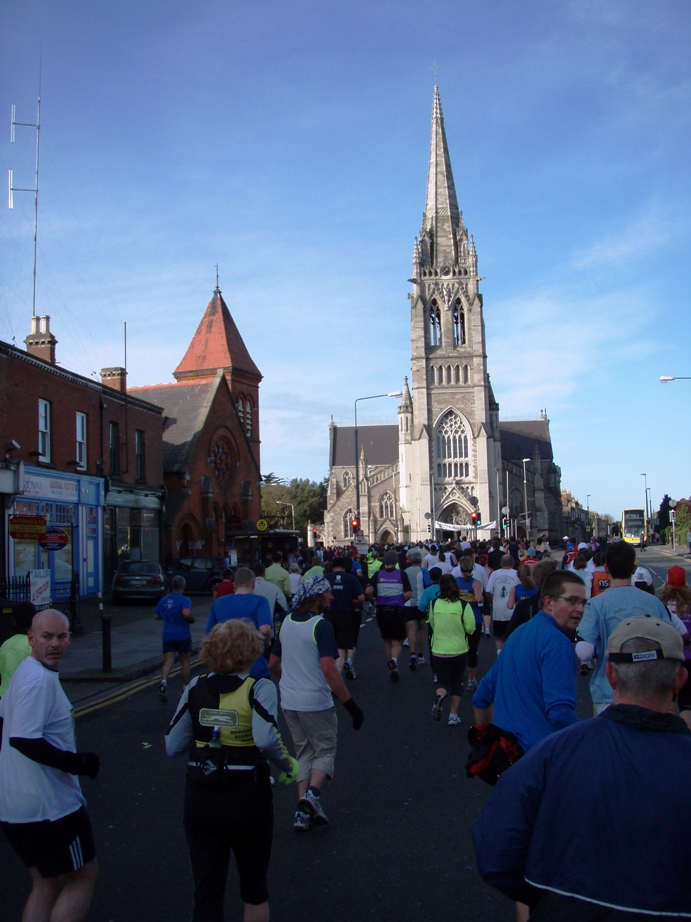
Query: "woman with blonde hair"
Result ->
[[166, 619, 297, 922]]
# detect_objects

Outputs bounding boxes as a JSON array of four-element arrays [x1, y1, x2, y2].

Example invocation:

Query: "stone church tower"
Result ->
[[399, 87, 502, 541]]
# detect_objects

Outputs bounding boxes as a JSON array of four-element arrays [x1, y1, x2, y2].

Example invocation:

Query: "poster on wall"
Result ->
[[29, 570, 52, 610]]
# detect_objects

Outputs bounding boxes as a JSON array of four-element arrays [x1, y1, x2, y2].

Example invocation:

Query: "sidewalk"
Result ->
[[61, 596, 212, 683]]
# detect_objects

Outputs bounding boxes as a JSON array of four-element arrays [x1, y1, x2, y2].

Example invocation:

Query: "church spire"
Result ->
[[423, 86, 461, 266]]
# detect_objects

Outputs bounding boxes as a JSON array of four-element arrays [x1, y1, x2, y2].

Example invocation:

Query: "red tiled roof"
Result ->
[[173, 289, 261, 380]]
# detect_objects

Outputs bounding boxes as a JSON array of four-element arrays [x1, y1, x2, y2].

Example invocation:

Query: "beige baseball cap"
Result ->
[[607, 616, 684, 663]]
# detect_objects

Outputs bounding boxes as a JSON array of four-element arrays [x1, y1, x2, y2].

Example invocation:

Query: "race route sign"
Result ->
[[9, 515, 47, 540]]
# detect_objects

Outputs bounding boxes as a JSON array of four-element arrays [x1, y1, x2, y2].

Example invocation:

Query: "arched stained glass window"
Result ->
[[379, 491, 395, 520], [342, 508, 355, 538], [435, 411, 471, 481]]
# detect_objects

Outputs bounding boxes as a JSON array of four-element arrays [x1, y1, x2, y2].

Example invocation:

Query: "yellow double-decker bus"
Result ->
[[621, 509, 647, 546]]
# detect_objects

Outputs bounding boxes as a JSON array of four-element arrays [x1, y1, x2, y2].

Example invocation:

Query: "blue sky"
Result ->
[[2, 0, 690, 521]]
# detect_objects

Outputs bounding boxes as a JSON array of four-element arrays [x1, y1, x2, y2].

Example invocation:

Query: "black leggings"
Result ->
[[183, 772, 273, 920], [467, 625, 482, 668], [432, 653, 468, 696]]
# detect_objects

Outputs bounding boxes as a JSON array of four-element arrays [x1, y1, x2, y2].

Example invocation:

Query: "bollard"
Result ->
[[100, 591, 112, 673]]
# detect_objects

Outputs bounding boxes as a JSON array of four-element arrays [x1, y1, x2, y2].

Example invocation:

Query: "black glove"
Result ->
[[64, 751, 100, 779], [344, 698, 364, 730]]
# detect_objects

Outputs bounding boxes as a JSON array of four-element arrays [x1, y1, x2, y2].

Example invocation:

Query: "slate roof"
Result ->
[[499, 419, 554, 463], [130, 380, 218, 473], [174, 289, 261, 380], [331, 425, 399, 468]]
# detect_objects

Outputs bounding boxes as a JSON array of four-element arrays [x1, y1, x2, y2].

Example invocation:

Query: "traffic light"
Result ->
[[312, 527, 318, 538], [352, 517, 360, 535], [471, 510, 482, 527]]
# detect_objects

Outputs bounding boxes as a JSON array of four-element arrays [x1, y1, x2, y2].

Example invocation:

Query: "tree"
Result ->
[[658, 495, 671, 534], [260, 476, 328, 538]]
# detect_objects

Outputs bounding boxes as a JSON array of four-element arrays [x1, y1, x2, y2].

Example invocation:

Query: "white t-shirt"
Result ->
[[0, 656, 85, 823], [424, 554, 439, 570], [451, 562, 488, 590], [486, 568, 520, 622], [436, 559, 453, 575]]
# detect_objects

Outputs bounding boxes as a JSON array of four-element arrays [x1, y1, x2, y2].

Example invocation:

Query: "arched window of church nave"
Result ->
[[445, 365, 452, 384], [379, 491, 395, 520], [342, 507, 355, 537], [435, 366, 442, 385], [429, 366, 435, 386], [342, 470, 352, 489], [454, 365, 460, 384], [429, 301, 441, 347], [463, 365, 469, 384], [435, 411, 471, 481], [453, 302, 466, 346]]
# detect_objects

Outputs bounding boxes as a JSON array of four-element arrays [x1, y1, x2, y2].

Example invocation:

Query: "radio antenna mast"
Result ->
[[9, 58, 42, 318]]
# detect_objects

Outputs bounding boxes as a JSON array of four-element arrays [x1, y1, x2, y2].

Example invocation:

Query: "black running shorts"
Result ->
[[376, 606, 407, 641], [1, 807, 96, 879]]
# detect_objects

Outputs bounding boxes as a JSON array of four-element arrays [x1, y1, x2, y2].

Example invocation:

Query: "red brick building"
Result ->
[[0, 315, 165, 597], [131, 288, 262, 564]]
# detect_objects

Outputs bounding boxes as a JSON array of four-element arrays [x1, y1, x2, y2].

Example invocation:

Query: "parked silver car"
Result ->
[[112, 560, 167, 604]]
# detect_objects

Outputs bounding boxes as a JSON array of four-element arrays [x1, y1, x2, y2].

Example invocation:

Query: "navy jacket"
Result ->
[[472, 705, 691, 917]]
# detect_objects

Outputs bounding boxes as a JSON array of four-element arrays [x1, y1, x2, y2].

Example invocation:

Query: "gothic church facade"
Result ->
[[323, 88, 563, 545]]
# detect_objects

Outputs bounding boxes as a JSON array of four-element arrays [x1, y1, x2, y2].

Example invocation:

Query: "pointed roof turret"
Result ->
[[423, 86, 462, 266], [174, 288, 261, 382], [400, 376, 413, 410]]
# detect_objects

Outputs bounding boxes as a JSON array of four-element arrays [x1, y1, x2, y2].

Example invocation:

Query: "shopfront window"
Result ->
[[114, 506, 159, 564]]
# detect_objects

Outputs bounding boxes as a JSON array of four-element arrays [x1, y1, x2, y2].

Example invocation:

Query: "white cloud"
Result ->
[[572, 204, 687, 271]]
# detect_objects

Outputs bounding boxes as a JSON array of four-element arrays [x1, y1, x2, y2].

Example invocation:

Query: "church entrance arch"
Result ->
[[379, 529, 394, 546], [436, 502, 471, 539]]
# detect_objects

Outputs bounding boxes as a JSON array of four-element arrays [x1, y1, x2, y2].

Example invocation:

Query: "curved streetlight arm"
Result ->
[[276, 501, 295, 532], [660, 376, 691, 382]]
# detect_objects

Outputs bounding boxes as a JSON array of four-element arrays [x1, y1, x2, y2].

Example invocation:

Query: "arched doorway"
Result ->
[[379, 529, 394, 546], [178, 523, 194, 557], [437, 503, 470, 538]]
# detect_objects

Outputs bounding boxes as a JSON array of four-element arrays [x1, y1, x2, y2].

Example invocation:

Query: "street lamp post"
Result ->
[[521, 458, 530, 541], [495, 467, 501, 532], [586, 494, 591, 539], [641, 472, 649, 527], [276, 501, 295, 532], [660, 376, 691, 383], [354, 392, 402, 536]]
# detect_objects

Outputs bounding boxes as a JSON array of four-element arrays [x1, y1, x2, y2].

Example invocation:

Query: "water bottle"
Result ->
[[209, 727, 222, 749]]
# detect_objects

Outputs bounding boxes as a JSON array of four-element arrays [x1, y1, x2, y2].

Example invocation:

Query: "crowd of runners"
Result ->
[[1, 532, 691, 921]]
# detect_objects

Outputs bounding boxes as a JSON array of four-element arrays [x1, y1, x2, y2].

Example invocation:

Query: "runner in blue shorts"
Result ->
[[154, 575, 195, 702]]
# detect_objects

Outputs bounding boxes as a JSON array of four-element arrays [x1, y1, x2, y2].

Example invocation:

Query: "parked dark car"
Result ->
[[166, 556, 226, 593], [112, 560, 167, 604]]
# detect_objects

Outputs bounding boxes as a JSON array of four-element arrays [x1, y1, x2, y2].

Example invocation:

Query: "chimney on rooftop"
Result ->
[[24, 315, 57, 365], [101, 367, 127, 393]]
